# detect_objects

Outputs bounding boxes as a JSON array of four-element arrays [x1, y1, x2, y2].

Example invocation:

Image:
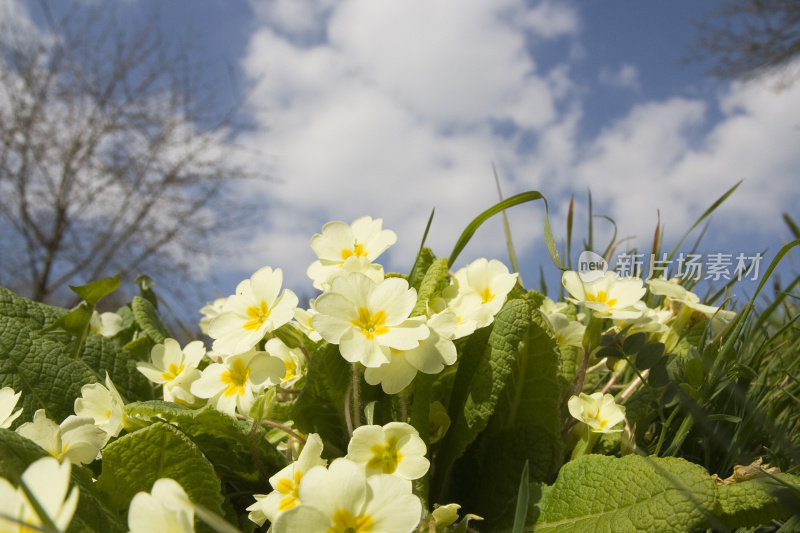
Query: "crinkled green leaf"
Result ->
[[0, 293, 99, 422], [0, 288, 152, 422], [81, 333, 152, 402], [96, 421, 225, 519], [131, 295, 170, 343], [291, 342, 349, 452], [411, 257, 450, 317], [0, 429, 126, 533], [436, 297, 530, 495], [717, 474, 800, 529], [529, 455, 720, 532], [475, 294, 563, 523], [409, 246, 436, 290], [125, 401, 286, 491]]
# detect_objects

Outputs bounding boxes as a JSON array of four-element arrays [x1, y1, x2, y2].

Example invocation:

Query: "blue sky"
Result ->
[[17, 0, 800, 315]]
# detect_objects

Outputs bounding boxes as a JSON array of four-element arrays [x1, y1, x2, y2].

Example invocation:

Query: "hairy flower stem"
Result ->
[[352, 364, 362, 429], [400, 393, 409, 422], [619, 369, 649, 401], [237, 414, 307, 444]]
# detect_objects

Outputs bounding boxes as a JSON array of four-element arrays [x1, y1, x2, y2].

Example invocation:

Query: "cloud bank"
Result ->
[[228, 0, 799, 295]]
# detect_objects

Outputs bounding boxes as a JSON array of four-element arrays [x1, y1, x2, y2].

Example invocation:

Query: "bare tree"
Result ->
[[0, 2, 255, 306], [689, 0, 800, 80]]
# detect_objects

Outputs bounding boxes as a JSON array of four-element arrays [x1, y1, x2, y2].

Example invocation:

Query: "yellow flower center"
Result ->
[[161, 362, 185, 381], [328, 509, 374, 533], [366, 436, 403, 474], [243, 300, 271, 331], [480, 287, 495, 304], [586, 405, 609, 429], [220, 358, 251, 397], [585, 290, 617, 308], [283, 357, 298, 381], [340, 242, 367, 262], [276, 470, 303, 511], [351, 307, 389, 340]]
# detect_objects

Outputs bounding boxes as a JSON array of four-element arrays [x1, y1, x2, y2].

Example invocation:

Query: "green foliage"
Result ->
[[69, 276, 121, 306], [528, 454, 720, 532], [131, 295, 172, 343], [717, 474, 800, 528], [96, 421, 226, 518], [411, 256, 450, 317], [125, 401, 287, 491], [0, 429, 126, 533], [465, 292, 564, 525], [0, 287, 101, 422], [291, 341, 350, 452], [0, 287, 151, 422]]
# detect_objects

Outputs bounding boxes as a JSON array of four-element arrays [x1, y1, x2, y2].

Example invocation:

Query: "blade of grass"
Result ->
[[665, 180, 742, 263], [448, 191, 562, 270], [566, 195, 574, 270], [492, 162, 521, 283], [408, 208, 436, 284], [511, 460, 531, 533]]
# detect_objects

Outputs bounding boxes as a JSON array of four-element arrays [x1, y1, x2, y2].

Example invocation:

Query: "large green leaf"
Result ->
[[528, 455, 720, 532], [291, 342, 349, 452], [717, 474, 800, 529], [0, 287, 151, 422], [435, 297, 531, 497], [131, 295, 171, 343], [410, 256, 450, 317], [96, 421, 226, 519], [125, 401, 287, 490], [475, 295, 563, 522], [0, 429, 126, 533]]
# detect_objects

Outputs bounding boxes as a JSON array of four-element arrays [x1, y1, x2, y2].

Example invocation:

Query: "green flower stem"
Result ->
[[571, 424, 600, 460], [351, 364, 361, 429]]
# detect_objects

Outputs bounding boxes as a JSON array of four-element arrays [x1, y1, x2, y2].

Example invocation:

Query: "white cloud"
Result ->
[[232, 0, 580, 292], [567, 68, 800, 248], [598, 63, 641, 92], [227, 0, 800, 297]]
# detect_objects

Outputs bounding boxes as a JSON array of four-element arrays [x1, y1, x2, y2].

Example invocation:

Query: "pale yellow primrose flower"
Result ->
[[89, 310, 123, 337], [562, 270, 645, 319], [199, 296, 226, 336], [614, 301, 672, 335], [311, 273, 429, 368], [542, 312, 585, 348], [16, 410, 105, 465], [207, 266, 299, 356], [306, 216, 397, 291], [451, 258, 518, 316], [247, 433, 327, 526], [272, 458, 422, 533], [293, 305, 322, 342], [568, 392, 626, 433], [74, 373, 126, 440], [137, 339, 205, 406], [265, 338, 308, 388], [128, 478, 194, 533], [346, 422, 429, 480], [0, 386, 23, 428], [363, 311, 457, 394], [647, 278, 736, 332], [190, 348, 285, 417], [431, 258, 517, 340], [432, 503, 461, 527], [0, 457, 79, 533]]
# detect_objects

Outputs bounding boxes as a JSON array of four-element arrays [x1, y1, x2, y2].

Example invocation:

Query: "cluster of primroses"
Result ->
[[0, 378, 197, 532], [0, 215, 737, 532]]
